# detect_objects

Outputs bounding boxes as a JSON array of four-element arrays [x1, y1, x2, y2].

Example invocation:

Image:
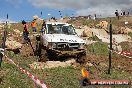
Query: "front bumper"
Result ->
[[50, 49, 86, 56]]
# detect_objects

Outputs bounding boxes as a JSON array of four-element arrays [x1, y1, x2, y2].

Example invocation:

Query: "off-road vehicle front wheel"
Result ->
[[77, 52, 87, 64]]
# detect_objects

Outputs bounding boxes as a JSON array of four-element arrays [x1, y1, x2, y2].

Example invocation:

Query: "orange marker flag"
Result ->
[[81, 68, 89, 78]]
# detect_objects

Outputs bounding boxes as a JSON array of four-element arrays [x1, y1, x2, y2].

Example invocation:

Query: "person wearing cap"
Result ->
[[115, 10, 119, 20], [31, 19, 37, 32], [22, 20, 29, 44]]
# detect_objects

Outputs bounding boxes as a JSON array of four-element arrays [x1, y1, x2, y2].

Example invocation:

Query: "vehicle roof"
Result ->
[[46, 22, 71, 25]]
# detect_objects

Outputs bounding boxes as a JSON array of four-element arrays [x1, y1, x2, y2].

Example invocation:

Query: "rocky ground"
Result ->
[[1, 17, 131, 71], [7, 32, 131, 76], [0, 17, 132, 88]]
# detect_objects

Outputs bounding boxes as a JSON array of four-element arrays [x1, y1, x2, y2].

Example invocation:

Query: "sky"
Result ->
[[0, 0, 132, 22]]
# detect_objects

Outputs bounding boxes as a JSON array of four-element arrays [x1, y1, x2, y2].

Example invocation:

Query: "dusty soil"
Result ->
[[6, 26, 132, 81], [8, 32, 131, 73], [119, 42, 132, 52], [75, 54, 132, 80], [29, 59, 77, 69]]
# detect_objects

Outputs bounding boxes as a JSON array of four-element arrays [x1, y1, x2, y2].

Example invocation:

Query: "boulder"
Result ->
[[29, 59, 76, 69], [81, 26, 93, 37], [6, 38, 22, 49], [116, 27, 132, 34], [125, 27, 132, 34], [96, 21, 108, 29], [108, 45, 122, 52]]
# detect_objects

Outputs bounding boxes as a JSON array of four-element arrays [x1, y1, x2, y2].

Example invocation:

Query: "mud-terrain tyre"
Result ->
[[35, 41, 41, 61], [77, 52, 87, 64], [46, 50, 58, 60], [35, 44, 48, 62], [40, 49, 49, 62]]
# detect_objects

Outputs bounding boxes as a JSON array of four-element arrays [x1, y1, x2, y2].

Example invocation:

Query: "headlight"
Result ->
[[52, 43, 56, 48], [79, 43, 85, 49], [48, 42, 56, 49]]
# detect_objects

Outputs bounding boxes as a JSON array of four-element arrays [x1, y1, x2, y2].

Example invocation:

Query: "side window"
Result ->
[[43, 24, 46, 34], [62, 26, 68, 34], [45, 24, 47, 34], [69, 25, 76, 35], [68, 26, 72, 33], [47, 24, 54, 34]]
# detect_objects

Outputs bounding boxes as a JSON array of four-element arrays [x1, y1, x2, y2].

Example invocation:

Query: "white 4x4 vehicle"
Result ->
[[36, 22, 86, 61]]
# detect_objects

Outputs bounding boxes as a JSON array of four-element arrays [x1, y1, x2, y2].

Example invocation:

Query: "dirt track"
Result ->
[[9, 32, 131, 75], [5, 21, 131, 82]]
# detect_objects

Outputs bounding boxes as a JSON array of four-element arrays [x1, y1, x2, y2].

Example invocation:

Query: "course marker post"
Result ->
[[108, 20, 112, 74]]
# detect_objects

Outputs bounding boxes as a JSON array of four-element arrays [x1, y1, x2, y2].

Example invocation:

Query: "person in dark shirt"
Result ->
[[123, 11, 125, 16], [40, 20, 46, 33], [127, 11, 129, 16], [115, 10, 119, 20], [22, 20, 29, 44]]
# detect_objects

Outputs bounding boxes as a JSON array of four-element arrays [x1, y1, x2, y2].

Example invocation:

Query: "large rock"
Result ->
[[96, 21, 108, 29], [119, 27, 127, 34], [114, 27, 132, 34], [29, 59, 76, 69], [75, 29, 85, 36], [124, 27, 132, 34], [6, 37, 22, 49], [113, 45, 122, 51], [81, 26, 93, 37], [113, 34, 132, 43]]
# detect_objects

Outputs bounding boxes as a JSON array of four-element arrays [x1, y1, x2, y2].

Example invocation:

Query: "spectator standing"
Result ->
[[22, 20, 29, 44], [127, 11, 129, 16], [123, 11, 126, 16], [121, 10, 123, 16], [40, 20, 46, 33], [115, 10, 119, 20], [31, 19, 37, 32]]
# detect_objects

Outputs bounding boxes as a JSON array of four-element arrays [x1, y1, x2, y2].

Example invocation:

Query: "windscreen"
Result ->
[[47, 24, 76, 35]]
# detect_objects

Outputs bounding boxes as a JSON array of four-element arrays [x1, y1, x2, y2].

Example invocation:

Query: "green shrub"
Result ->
[[128, 32, 132, 38], [88, 35, 101, 41], [87, 42, 109, 56], [119, 42, 132, 52]]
